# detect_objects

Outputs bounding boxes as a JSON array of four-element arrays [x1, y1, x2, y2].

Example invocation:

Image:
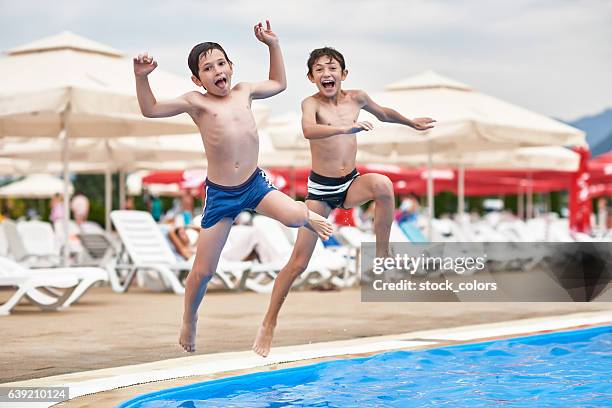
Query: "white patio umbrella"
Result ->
[[0, 32, 197, 138], [355, 71, 585, 236], [356, 70, 585, 156], [0, 32, 203, 260], [0, 174, 73, 198]]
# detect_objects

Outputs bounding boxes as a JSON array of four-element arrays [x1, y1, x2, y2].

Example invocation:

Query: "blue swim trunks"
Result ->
[[201, 168, 276, 229]]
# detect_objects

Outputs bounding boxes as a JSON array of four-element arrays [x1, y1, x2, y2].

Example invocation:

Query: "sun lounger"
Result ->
[[0, 256, 107, 312], [250, 215, 343, 289], [0, 272, 79, 315], [109, 210, 252, 294], [76, 232, 116, 266], [0, 224, 8, 257], [2, 220, 60, 267]]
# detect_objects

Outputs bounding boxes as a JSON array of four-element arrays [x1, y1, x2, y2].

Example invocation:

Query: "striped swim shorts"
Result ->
[[305, 168, 360, 209]]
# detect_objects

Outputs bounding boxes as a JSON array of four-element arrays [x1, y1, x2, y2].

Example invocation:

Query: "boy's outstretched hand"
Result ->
[[254, 20, 279, 46], [133, 53, 158, 77], [410, 118, 436, 131], [345, 121, 374, 134]]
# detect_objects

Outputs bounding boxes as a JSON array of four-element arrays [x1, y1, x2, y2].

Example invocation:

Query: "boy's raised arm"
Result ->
[[250, 20, 287, 100], [301, 98, 373, 139], [134, 53, 194, 118], [359, 91, 436, 131]]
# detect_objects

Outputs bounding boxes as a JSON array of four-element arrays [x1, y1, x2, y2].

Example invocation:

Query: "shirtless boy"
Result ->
[[133, 22, 333, 353], [253, 47, 435, 357]]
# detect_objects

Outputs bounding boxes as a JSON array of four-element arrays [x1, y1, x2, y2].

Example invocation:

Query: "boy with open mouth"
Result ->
[[253, 46, 436, 357], [134, 21, 333, 353]]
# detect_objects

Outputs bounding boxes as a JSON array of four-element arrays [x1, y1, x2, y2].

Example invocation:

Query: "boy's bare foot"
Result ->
[[252, 323, 275, 357], [179, 319, 197, 352], [307, 211, 333, 241]]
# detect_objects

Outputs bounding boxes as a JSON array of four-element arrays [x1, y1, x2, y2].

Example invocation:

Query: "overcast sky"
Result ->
[[1, 0, 610, 121]]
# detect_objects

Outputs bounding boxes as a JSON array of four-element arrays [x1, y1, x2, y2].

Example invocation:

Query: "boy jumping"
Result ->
[[134, 21, 333, 353], [253, 47, 435, 357]]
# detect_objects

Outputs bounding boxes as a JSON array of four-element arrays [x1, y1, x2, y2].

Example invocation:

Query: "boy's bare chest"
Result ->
[[316, 102, 361, 126], [196, 93, 253, 126]]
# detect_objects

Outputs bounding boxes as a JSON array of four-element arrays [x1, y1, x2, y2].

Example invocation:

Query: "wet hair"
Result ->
[[307, 47, 346, 76], [187, 42, 233, 80]]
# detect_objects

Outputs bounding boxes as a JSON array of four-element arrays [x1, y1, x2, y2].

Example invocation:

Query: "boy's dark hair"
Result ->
[[307, 47, 346, 76], [188, 42, 233, 79]]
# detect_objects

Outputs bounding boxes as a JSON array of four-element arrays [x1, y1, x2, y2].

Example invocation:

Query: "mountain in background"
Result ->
[[567, 108, 612, 156]]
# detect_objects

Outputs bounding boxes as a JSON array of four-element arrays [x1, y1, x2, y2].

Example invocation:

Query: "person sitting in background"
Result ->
[[50, 193, 64, 223], [395, 194, 419, 224], [180, 190, 195, 226], [168, 225, 200, 260], [167, 213, 273, 263], [151, 195, 162, 222], [170, 190, 197, 227], [70, 193, 90, 225]]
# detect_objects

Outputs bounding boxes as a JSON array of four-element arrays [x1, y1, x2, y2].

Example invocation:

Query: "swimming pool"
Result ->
[[118, 326, 611, 407]]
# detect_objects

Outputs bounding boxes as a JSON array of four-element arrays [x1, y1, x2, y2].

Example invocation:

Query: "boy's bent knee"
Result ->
[[372, 176, 394, 200]]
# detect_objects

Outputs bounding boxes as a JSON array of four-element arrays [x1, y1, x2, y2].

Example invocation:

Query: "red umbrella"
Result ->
[[587, 152, 612, 199], [142, 171, 185, 185]]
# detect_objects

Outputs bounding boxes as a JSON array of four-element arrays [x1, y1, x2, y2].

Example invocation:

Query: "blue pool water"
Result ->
[[119, 326, 612, 407]]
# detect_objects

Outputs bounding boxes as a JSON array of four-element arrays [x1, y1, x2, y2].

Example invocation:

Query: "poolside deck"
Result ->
[[1, 285, 611, 407]]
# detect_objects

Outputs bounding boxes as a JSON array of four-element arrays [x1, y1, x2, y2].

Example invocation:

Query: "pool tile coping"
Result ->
[[2, 310, 610, 408]]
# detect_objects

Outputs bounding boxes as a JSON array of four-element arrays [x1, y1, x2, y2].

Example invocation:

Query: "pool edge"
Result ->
[[2, 310, 611, 408]]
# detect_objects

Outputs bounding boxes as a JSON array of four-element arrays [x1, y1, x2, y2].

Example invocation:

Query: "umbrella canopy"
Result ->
[[0, 31, 206, 252], [0, 135, 207, 172], [356, 70, 586, 156], [589, 152, 612, 184], [0, 174, 73, 198], [389, 146, 580, 171], [588, 152, 612, 198], [0, 31, 198, 138]]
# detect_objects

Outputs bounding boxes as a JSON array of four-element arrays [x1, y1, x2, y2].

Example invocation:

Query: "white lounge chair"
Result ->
[[0, 224, 8, 257], [18, 220, 62, 257], [109, 211, 252, 294], [251, 215, 348, 289], [0, 257, 108, 306], [0, 272, 79, 315], [337, 226, 375, 248], [0, 257, 107, 313], [2, 220, 61, 267]]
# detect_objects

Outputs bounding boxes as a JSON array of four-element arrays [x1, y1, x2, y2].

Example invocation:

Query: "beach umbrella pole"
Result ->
[[60, 109, 70, 266], [119, 170, 126, 209], [105, 167, 112, 232], [458, 163, 465, 218], [427, 140, 434, 241], [526, 173, 534, 219], [517, 187, 524, 220]]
